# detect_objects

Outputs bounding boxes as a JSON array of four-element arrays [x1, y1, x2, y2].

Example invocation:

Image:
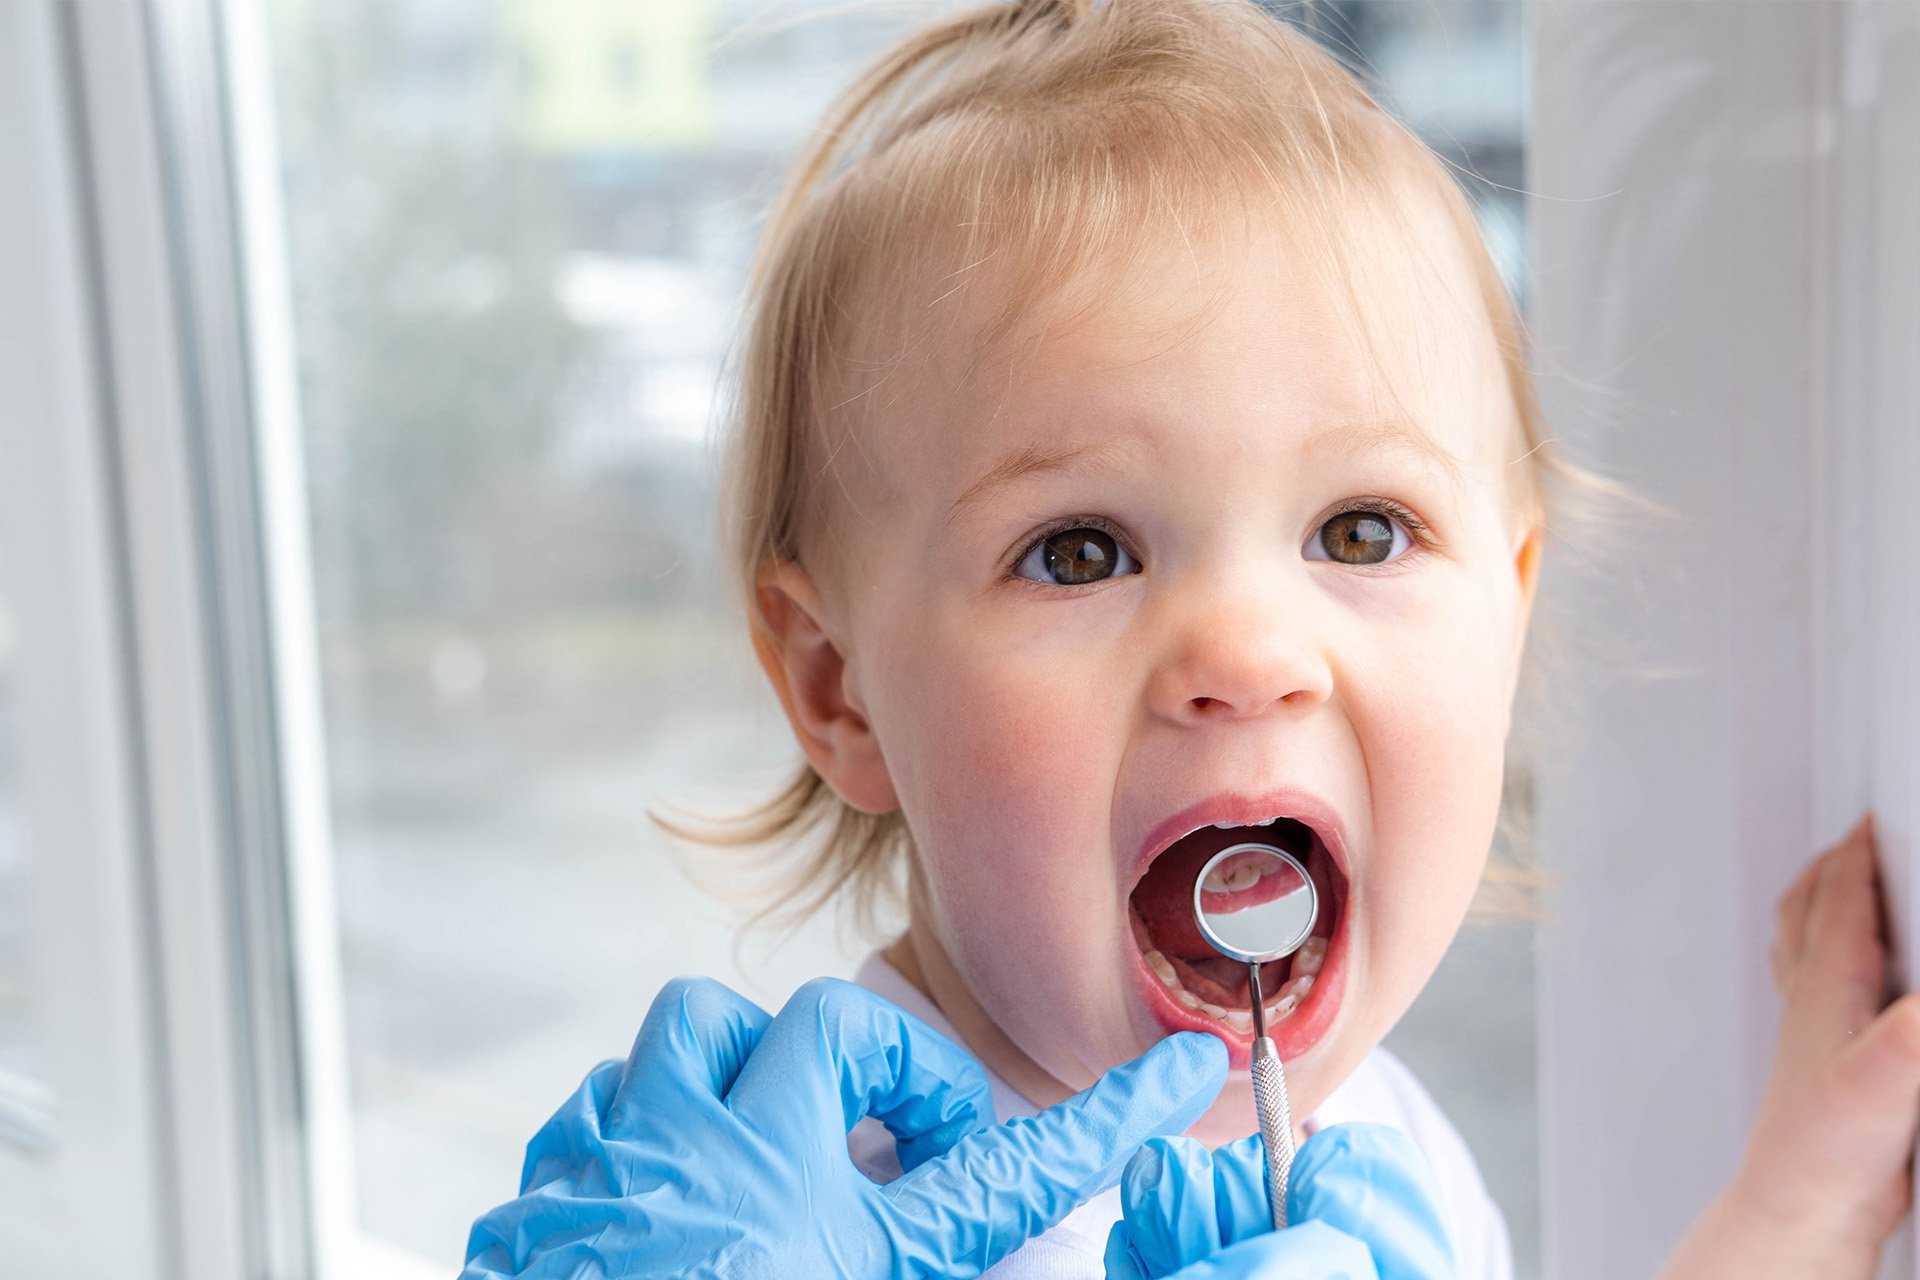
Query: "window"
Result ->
[[257, 0, 937, 1265], [0, 557, 30, 1091]]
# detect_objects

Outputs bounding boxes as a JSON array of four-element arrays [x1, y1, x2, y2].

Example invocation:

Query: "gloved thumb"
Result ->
[[1287, 1123, 1455, 1280], [884, 1032, 1229, 1276]]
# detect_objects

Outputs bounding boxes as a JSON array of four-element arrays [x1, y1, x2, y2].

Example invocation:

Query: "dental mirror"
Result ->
[[1193, 841, 1320, 1232], [1193, 842, 1318, 966]]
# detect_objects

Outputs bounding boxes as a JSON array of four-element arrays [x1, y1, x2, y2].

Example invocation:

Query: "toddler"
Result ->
[[727, 0, 1552, 1270], [464, 2, 1920, 1276]]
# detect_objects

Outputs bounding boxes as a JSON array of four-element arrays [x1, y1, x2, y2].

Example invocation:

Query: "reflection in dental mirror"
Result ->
[[1192, 842, 1318, 963], [1191, 840, 1319, 1232]]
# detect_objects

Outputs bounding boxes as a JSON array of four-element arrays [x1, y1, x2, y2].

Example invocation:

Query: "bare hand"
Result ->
[[1739, 815, 1920, 1266], [1665, 816, 1920, 1278]]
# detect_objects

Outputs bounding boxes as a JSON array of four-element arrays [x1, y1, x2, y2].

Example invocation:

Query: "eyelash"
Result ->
[[1002, 497, 1438, 581], [1332, 496, 1436, 550]]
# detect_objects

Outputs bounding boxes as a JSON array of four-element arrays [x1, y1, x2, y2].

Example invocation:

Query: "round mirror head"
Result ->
[[1192, 842, 1319, 964]]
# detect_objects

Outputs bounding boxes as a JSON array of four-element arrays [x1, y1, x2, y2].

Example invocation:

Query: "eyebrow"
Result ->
[[946, 439, 1137, 527], [1304, 417, 1469, 493], [944, 415, 1467, 528]]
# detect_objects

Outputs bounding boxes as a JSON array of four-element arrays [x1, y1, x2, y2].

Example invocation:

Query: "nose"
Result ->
[[1145, 579, 1335, 725]]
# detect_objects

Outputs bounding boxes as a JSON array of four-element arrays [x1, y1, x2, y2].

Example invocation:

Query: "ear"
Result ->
[[751, 561, 899, 814], [1509, 523, 1544, 668]]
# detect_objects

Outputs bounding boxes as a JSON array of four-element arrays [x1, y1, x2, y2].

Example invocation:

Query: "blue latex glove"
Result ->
[[1102, 1123, 1455, 1279], [460, 976, 1229, 1279]]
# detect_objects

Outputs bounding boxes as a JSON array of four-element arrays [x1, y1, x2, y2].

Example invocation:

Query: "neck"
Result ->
[[884, 922, 1080, 1111]]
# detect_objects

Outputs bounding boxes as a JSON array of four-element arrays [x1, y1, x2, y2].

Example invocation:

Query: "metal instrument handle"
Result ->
[[1249, 1034, 1294, 1230]]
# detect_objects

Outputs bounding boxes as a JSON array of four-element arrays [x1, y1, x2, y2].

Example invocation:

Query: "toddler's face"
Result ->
[[770, 205, 1539, 1142]]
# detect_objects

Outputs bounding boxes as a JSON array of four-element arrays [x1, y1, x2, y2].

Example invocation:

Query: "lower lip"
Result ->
[[1129, 896, 1349, 1071]]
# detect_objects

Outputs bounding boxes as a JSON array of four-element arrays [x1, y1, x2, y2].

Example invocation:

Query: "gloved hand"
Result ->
[[1102, 1123, 1455, 1279], [460, 975, 1229, 1279]]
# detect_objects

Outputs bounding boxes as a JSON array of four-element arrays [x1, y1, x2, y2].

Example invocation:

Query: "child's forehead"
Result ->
[[851, 200, 1512, 484]]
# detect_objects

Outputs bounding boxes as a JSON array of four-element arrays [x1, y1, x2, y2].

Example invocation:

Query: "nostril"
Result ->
[[1154, 638, 1333, 722], [1189, 691, 1294, 711]]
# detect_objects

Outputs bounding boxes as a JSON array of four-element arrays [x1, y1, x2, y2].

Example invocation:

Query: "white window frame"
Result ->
[[0, 6, 178, 1273], [1529, 3, 1920, 1278], [0, 2, 337, 1276]]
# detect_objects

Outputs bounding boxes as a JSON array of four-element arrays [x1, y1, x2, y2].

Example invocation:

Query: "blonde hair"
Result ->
[[661, 0, 1636, 933]]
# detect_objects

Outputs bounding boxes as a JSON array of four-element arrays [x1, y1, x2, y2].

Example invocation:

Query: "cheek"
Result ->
[[862, 599, 1130, 932], [1354, 582, 1516, 991]]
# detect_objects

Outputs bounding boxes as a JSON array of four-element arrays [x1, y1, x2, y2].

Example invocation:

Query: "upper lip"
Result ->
[[1128, 788, 1352, 892]]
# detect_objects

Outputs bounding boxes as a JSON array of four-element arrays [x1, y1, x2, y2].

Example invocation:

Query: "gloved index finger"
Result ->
[[725, 977, 997, 1171], [887, 1031, 1228, 1277]]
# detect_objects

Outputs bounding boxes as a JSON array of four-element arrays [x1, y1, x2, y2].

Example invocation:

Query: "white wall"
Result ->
[[1529, 3, 1920, 1277]]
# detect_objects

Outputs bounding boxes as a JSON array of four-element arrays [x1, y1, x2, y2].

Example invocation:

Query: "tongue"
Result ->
[[1133, 823, 1319, 962], [1130, 836, 1222, 956]]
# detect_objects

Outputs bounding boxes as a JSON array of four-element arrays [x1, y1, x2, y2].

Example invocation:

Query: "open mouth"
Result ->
[[1127, 809, 1350, 1066]]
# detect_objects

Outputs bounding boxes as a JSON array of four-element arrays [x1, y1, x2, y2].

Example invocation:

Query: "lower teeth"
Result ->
[[1142, 945, 1324, 1026]]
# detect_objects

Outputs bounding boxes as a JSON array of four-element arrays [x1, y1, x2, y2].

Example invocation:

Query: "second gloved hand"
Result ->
[[1103, 1123, 1455, 1279]]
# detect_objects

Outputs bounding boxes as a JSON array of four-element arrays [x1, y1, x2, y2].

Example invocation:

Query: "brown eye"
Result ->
[[1014, 526, 1140, 585], [1311, 510, 1407, 566]]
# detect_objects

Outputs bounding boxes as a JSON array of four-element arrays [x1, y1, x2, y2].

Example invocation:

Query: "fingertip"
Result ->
[[1833, 816, 1879, 874], [1844, 821, 1876, 861], [1118, 1133, 1218, 1276], [1117, 1136, 1172, 1231], [1133, 1034, 1228, 1134], [1122, 1132, 1211, 1200], [1155, 1030, 1230, 1089], [894, 1095, 994, 1174], [1102, 1222, 1147, 1280], [1811, 836, 1878, 921], [1123, 1134, 1173, 1187], [1209, 1131, 1271, 1248]]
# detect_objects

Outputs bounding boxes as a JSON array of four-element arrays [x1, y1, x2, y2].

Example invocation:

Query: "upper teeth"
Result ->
[[1203, 860, 1265, 892], [1210, 818, 1278, 829]]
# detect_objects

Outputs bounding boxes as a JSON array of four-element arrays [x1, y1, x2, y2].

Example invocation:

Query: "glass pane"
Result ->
[[259, 0, 938, 1263], [0, 547, 31, 1087], [259, 0, 1534, 1272]]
